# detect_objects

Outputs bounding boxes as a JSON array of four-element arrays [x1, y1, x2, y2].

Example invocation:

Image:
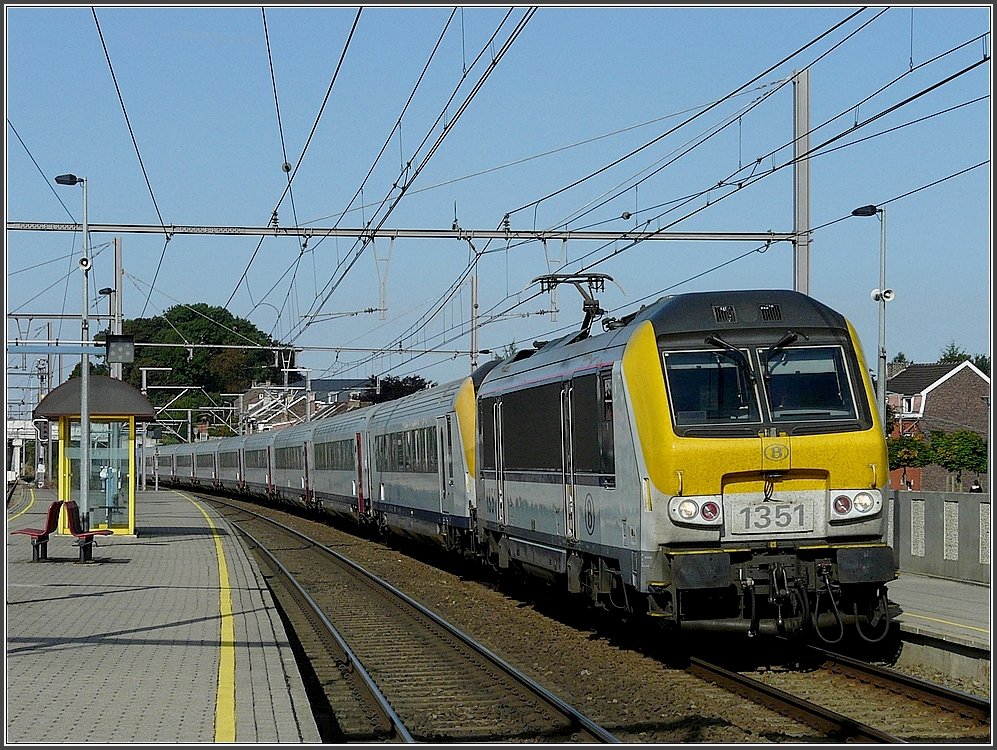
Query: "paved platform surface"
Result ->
[[887, 571, 991, 652], [5, 484, 321, 744]]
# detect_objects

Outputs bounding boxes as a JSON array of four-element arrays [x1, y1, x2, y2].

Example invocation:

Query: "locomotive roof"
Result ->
[[476, 289, 850, 392], [632, 288, 848, 336]]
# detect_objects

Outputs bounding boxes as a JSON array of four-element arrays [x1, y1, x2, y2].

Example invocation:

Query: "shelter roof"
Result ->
[[33, 375, 156, 421]]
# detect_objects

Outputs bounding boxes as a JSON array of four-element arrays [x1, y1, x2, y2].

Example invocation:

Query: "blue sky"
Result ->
[[5, 4, 992, 412]]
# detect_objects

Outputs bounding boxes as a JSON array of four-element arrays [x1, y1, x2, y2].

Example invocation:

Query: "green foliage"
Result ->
[[887, 434, 933, 472], [971, 354, 990, 376], [360, 374, 436, 403], [938, 340, 969, 363], [89, 303, 282, 409], [929, 430, 988, 484], [935, 340, 989, 375], [891, 351, 910, 366]]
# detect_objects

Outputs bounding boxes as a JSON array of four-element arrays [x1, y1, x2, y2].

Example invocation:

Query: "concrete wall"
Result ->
[[890, 490, 991, 583]]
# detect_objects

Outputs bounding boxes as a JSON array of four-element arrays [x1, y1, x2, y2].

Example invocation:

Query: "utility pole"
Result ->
[[470, 270, 479, 371], [793, 68, 811, 295]]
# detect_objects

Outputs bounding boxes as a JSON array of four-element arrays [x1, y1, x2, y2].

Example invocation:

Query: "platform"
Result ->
[[5, 484, 321, 743], [887, 570, 991, 684]]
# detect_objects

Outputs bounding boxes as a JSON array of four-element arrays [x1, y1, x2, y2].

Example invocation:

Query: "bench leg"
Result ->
[[30, 539, 47, 562], [77, 539, 94, 563]]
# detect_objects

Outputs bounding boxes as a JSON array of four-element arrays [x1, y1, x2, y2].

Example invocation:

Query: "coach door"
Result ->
[[437, 416, 454, 518], [495, 400, 507, 525], [561, 384, 578, 541], [355, 432, 367, 517], [302, 443, 312, 505]]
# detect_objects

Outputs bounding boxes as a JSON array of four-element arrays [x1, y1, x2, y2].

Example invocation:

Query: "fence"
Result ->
[[889, 490, 991, 584]]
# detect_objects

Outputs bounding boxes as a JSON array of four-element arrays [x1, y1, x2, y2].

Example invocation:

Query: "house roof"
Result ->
[[887, 361, 986, 395]]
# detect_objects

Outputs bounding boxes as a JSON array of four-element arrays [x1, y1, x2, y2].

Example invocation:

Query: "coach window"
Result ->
[[479, 397, 496, 471]]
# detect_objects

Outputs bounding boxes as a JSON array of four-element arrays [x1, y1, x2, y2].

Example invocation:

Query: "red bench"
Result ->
[[64, 500, 113, 562], [10, 500, 64, 561]]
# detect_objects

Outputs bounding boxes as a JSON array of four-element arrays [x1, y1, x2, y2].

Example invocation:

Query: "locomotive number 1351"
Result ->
[[729, 500, 813, 534]]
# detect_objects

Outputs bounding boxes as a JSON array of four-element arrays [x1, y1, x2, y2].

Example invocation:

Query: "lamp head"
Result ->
[[98, 287, 114, 296], [55, 173, 83, 186], [851, 204, 879, 217]]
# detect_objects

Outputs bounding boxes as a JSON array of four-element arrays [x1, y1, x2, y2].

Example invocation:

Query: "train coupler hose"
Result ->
[[853, 587, 892, 644]]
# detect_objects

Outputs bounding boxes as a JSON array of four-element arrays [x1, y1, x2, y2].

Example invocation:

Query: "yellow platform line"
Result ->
[[6, 486, 36, 521], [184, 493, 237, 743], [900, 611, 990, 635]]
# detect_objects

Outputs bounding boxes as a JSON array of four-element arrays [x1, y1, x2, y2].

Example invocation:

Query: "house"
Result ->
[[239, 377, 371, 432], [886, 361, 990, 491]]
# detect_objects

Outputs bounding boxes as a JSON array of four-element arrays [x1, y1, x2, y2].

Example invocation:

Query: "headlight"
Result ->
[[853, 492, 875, 513], [677, 500, 699, 520], [668, 496, 723, 526], [829, 490, 881, 521]]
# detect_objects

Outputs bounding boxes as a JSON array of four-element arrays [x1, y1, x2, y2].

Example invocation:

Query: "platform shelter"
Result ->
[[33, 375, 156, 536]]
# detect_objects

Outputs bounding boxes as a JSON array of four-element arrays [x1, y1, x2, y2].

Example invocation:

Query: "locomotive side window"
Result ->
[[571, 373, 615, 486], [761, 346, 857, 421], [663, 350, 761, 425], [503, 383, 562, 472]]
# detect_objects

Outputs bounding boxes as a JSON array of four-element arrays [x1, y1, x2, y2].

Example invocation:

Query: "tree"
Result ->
[[891, 351, 910, 366], [971, 354, 990, 376], [929, 430, 988, 489], [500, 341, 519, 359], [81, 303, 283, 414], [935, 341, 989, 376], [361, 374, 437, 403], [887, 433, 933, 488], [938, 340, 970, 363]]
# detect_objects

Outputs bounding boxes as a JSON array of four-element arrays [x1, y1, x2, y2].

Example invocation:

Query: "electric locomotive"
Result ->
[[153, 287, 897, 643], [474, 288, 897, 641]]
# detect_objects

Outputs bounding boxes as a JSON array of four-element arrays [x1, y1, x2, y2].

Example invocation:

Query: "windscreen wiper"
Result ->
[[704, 333, 756, 384], [763, 330, 808, 379]]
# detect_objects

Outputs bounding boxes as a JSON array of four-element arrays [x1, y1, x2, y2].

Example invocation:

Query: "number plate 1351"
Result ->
[[729, 500, 813, 534]]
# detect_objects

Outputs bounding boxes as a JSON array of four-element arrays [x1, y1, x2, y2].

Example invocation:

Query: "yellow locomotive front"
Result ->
[[623, 290, 898, 641]]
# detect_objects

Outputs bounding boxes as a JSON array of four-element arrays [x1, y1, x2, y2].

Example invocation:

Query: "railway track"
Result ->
[[689, 645, 991, 743], [208, 496, 618, 743]]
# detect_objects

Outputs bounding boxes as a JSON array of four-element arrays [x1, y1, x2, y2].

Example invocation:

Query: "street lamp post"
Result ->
[[56, 172, 91, 530], [851, 204, 892, 428]]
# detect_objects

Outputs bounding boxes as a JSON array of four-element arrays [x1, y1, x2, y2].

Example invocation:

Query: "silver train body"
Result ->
[[154, 289, 898, 640]]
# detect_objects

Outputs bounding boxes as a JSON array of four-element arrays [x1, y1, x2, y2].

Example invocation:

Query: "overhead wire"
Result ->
[[294, 7, 525, 325], [288, 7, 537, 343], [259, 6, 309, 338], [343, 36, 990, 380], [342, 7, 875, 374], [225, 7, 364, 311], [91, 8, 173, 318]]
